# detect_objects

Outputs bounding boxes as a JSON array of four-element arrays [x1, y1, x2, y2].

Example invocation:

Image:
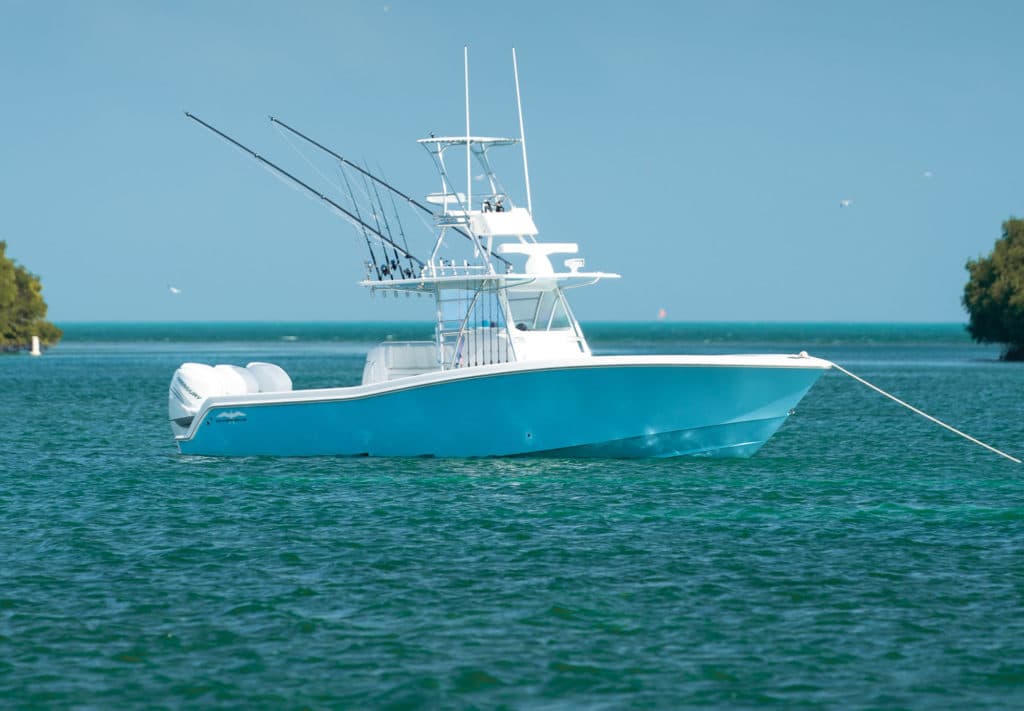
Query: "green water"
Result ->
[[2, 323, 1023, 708]]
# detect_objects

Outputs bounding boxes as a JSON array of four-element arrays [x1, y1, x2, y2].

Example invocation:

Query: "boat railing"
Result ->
[[435, 214, 471, 227], [422, 262, 491, 278], [443, 326, 515, 370]]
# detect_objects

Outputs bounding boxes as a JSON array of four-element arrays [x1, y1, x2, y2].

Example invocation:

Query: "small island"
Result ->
[[963, 218, 1024, 360], [0, 241, 61, 352]]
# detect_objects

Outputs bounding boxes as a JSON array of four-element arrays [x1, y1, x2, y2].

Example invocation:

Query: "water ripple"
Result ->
[[1, 336, 1024, 707]]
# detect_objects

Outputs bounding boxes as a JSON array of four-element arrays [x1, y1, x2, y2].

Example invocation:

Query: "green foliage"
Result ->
[[0, 241, 62, 350], [963, 218, 1024, 359]]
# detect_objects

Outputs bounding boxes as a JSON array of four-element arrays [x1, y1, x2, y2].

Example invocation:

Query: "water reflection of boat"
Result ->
[[168, 50, 829, 458]]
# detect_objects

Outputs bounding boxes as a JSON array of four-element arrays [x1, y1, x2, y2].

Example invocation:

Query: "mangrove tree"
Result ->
[[0, 241, 61, 350], [963, 218, 1024, 360]]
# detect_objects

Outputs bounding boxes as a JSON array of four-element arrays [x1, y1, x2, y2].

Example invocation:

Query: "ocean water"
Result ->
[[3, 322, 1024, 709]]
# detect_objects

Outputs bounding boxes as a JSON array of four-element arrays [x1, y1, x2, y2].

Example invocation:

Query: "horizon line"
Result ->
[[53, 319, 970, 326]]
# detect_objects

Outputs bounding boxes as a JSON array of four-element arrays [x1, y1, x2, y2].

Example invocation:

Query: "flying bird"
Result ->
[[839, 199, 853, 208], [922, 170, 934, 179], [168, 285, 182, 295]]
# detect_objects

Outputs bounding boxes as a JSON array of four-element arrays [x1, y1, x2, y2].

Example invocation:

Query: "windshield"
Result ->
[[507, 289, 571, 331]]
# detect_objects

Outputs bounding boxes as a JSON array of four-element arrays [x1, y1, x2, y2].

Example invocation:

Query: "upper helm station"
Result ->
[[358, 131, 619, 385]]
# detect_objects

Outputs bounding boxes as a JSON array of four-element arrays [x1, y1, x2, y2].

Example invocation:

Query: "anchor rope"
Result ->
[[827, 360, 1021, 464]]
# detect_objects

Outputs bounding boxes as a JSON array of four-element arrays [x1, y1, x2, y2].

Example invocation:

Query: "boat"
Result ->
[[169, 50, 831, 458]]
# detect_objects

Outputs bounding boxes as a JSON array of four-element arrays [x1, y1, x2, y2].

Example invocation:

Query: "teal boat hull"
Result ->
[[175, 356, 830, 458]]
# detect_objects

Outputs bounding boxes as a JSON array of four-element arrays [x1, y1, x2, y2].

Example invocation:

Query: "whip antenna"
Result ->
[[464, 45, 472, 215], [512, 48, 533, 215]]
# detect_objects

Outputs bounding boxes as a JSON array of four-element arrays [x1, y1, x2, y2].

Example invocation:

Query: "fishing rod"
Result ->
[[357, 168, 395, 280], [378, 163, 416, 278], [269, 116, 512, 269], [184, 112, 424, 271], [363, 160, 404, 279], [338, 163, 382, 280]]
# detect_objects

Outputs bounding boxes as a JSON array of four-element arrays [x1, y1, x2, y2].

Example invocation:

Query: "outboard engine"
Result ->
[[168, 361, 292, 437], [246, 362, 292, 392]]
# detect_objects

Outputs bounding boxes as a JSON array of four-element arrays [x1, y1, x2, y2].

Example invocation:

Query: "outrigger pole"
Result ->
[[268, 116, 513, 269], [185, 112, 423, 272]]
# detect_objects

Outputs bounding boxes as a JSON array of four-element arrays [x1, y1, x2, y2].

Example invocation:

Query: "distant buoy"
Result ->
[[30, 335, 41, 356]]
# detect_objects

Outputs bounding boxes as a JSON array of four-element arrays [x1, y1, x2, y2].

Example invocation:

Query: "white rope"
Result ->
[[828, 360, 1021, 464]]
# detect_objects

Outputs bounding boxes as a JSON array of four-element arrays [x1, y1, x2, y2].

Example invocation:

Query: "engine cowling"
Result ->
[[168, 361, 292, 437], [245, 362, 292, 393]]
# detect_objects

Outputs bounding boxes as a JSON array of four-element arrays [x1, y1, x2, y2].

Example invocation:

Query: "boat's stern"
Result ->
[[168, 361, 292, 438]]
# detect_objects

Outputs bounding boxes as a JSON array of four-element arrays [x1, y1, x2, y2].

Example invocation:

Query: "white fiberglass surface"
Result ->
[[508, 290, 570, 331]]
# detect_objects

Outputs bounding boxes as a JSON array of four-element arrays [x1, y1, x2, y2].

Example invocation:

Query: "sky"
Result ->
[[1, 0, 1022, 323]]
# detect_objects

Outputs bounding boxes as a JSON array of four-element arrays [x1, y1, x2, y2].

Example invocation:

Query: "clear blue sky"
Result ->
[[2, 0, 1022, 322]]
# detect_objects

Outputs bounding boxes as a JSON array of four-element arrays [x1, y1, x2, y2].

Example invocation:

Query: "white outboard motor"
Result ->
[[169, 363, 225, 436], [214, 364, 260, 395], [245, 362, 292, 392], [168, 361, 292, 437]]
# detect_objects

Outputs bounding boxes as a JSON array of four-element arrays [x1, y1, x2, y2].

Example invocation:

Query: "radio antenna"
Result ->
[[512, 48, 533, 216], [464, 45, 472, 215]]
